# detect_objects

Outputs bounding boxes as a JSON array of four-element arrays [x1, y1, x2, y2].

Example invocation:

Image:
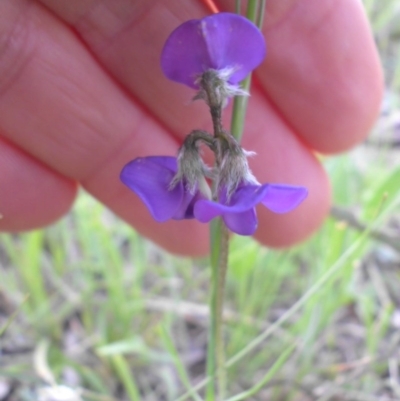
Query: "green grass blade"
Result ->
[[226, 343, 296, 401], [159, 325, 203, 401]]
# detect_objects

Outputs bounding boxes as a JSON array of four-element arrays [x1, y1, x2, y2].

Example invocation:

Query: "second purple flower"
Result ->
[[121, 156, 307, 236]]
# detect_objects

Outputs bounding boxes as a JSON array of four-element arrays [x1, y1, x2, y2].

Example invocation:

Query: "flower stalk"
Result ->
[[120, 8, 308, 400], [203, 69, 231, 400], [214, 221, 230, 399], [206, 217, 230, 401], [208, 2, 266, 399], [231, 0, 263, 142]]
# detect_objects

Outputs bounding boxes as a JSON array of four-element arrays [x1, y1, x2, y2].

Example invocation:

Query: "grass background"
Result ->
[[1, 1, 400, 400]]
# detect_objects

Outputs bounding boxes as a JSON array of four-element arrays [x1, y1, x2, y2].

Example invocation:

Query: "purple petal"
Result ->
[[193, 183, 308, 233], [179, 190, 205, 219], [199, 13, 266, 84], [193, 199, 225, 223], [161, 13, 266, 88], [260, 184, 308, 213], [223, 185, 273, 212], [193, 185, 266, 221], [171, 188, 205, 220], [120, 156, 186, 222], [223, 209, 258, 235], [161, 19, 211, 89]]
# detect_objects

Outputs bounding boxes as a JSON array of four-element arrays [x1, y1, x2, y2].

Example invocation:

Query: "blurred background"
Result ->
[[1, 1, 400, 400]]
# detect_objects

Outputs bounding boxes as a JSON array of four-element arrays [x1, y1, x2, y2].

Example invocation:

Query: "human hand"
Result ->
[[0, 0, 382, 255]]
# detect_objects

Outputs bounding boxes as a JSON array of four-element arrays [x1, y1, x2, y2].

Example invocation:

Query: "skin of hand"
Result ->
[[0, 0, 383, 256]]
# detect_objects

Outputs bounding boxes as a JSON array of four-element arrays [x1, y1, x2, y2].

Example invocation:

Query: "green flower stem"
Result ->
[[231, 0, 262, 142], [205, 218, 220, 401], [235, 0, 241, 14], [206, 218, 229, 400], [206, 2, 266, 400], [215, 222, 229, 400], [257, 0, 266, 29], [230, 74, 251, 142], [246, 0, 259, 21]]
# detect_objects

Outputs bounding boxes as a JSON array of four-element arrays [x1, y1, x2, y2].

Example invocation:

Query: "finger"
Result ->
[[241, 91, 330, 247], [0, 138, 77, 231], [0, 0, 208, 255], [38, 0, 212, 140], [217, 0, 383, 153], [32, 0, 331, 247], [38, 0, 382, 154]]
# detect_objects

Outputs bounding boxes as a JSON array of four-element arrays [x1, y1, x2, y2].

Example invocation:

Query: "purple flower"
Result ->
[[161, 12, 266, 89], [120, 156, 204, 221], [194, 184, 308, 235], [121, 156, 307, 236]]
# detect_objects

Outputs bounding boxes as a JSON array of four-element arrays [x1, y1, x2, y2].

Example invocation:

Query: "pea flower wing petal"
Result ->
[[120, 156, 186, 222]]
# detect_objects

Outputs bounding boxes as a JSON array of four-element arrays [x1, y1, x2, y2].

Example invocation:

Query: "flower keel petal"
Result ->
[[193, 199, 225, 222], [223, 208, 258, 235]]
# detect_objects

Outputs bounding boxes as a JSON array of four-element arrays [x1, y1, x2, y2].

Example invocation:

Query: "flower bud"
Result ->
[[216, 137, 258, 197], [169, 130, 214, 194]]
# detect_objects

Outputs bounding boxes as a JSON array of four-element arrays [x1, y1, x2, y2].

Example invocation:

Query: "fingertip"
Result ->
[[254, 162, 331, 247], [255, 0, 383, 154], [0, 139, 77, 231]]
